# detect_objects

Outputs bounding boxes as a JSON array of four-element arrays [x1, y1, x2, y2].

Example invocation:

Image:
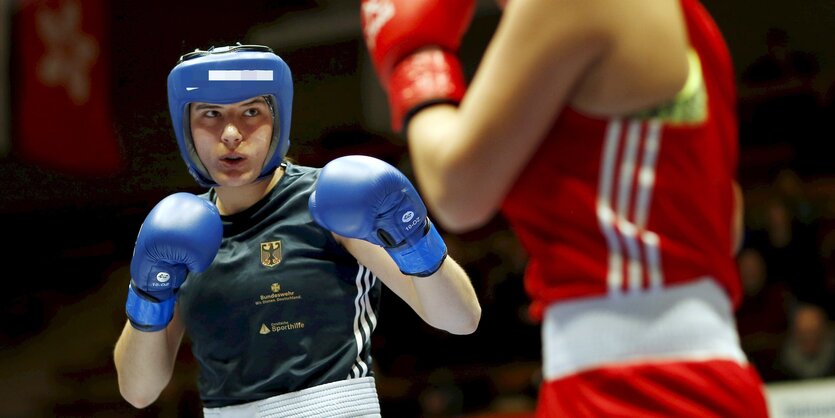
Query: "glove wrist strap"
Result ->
[[125, 283, 175, 332], [388, 48, 466, 132], [387, 219, 448, 277]]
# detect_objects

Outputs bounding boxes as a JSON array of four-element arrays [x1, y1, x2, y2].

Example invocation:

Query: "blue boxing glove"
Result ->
[[309, 155, 447, 277], [126, 193, 223, 332]]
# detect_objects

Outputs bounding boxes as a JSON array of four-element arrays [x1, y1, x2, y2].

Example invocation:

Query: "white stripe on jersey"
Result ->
[[616, 121, 643, 293], [349, 264, 377, 378], [598, 118, 666, 296], [637, 121, 664, 291], [597, 120, 625, 295]]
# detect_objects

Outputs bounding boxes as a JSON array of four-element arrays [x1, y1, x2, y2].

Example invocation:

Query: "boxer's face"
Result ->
[[189, 96, 274, 187]]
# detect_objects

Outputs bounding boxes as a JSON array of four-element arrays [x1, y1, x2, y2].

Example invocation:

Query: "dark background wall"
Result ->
[[1, 1, 834, 417]]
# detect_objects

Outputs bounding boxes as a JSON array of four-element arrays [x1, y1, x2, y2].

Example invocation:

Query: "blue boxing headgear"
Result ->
[[167, 44, 293, 187]]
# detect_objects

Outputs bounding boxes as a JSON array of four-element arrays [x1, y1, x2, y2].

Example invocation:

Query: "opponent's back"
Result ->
[[501, 0, 741, 317]]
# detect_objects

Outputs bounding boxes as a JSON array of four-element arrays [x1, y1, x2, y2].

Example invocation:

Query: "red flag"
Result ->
[[15, 0, 121, 175]]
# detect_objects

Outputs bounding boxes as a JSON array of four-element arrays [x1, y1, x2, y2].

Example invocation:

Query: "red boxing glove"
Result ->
[[361, 0, 476, 132]]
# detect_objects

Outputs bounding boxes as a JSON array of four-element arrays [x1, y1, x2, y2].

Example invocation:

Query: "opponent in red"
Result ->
[[361, 0, 771, 416]]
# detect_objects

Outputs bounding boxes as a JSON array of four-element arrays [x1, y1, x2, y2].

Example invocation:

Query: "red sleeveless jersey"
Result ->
[[501, 0, 741, 319]]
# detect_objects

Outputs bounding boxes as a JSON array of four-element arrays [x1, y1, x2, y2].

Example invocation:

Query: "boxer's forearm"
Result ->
[[412, 257, 481, 335], [341, 236, 481, 335], [114, 319, 183, 408]]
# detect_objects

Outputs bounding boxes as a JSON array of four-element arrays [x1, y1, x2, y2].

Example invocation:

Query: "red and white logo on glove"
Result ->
[[360, 0, 395, 52]]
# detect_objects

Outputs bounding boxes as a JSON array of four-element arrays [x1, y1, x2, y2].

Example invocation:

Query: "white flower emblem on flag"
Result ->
[[35, 0, 98, 105]]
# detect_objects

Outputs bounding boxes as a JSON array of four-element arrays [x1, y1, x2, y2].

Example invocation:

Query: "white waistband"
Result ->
[[542, 278, 748, 381], [202, 376, 381, 418]]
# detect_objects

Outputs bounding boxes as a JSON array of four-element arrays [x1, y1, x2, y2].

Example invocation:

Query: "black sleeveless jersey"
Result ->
[[177, 162, 382, 408]]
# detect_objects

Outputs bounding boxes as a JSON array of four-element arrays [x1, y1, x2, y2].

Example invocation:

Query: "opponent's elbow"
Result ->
[[431, 202, 494, 234]]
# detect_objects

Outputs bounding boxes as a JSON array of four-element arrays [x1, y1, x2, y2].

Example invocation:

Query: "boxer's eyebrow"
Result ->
[[193, 98, 265, 111], [193, 103, 221, 110], [240, 97, 268, 107]]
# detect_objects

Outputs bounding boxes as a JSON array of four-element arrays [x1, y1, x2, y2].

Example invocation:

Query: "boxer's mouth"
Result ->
[[221, 153, 245, 161], [220, 154, 246, 167]]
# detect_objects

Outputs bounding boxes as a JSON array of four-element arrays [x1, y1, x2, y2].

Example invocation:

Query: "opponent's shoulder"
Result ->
[[569, 0, 692, 115]]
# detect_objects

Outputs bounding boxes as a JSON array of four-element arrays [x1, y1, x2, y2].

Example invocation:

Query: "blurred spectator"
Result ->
[[776, 304, 835, 380], [773, 169, 817, 226], [741, 28, 819, 97], [749, 196, 827, 307], [736, 247, 792, 381], [738, 28, 825, 176], [819, 81, 835, 175], [820, 227, 835, 319]]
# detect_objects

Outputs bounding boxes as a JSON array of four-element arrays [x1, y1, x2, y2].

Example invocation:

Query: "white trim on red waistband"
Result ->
[[542, 278, 747, 381]]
